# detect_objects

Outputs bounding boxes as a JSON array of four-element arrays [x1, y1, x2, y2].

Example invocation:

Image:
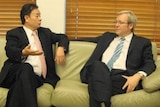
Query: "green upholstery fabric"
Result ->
[[52, 41, 95, 107], [142, 67, 160, 93], [0, 37, 160, 107], [37, 83, 53, 107], [111, 90, 160, 107], [52, 80, 89, 107], [55, 41, 96, 81], [0, 87, 8, 107], [0, 37, 7, 69]]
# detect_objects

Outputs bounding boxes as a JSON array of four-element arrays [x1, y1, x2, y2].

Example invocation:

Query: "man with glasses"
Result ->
[[80, 10, 156, 107]]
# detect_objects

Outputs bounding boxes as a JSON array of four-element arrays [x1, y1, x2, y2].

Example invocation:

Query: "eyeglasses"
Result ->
[[114, 21, 129, 25]]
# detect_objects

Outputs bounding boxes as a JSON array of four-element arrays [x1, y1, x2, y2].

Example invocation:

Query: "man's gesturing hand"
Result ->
[[22, 44, 43, 56]]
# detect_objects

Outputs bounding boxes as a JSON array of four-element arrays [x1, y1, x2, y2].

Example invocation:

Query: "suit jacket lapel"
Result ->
[[100, 34, 117, 56], [20, 27, 29, 44], [37, 29, 47, 55], [92, 33, 116, 61], [127, 35, 138, 55]]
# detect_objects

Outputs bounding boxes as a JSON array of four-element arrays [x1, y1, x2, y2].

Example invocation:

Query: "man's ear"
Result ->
[[129, 23, 134, 30], [24, 15, 29, 23]]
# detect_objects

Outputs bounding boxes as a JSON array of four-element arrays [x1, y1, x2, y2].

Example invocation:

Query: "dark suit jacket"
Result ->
[[80, 32, 156, 83], [0, 27, 69, 87]]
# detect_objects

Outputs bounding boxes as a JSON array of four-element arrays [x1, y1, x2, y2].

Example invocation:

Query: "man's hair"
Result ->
[[117, 10, 137, 32], [20, 3, 38, 24]]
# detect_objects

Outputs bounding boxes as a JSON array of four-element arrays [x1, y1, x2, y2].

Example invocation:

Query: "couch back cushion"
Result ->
[[151, 42, 157, 62], [0, 37, 7, 69], [56, 41, 96, 81]]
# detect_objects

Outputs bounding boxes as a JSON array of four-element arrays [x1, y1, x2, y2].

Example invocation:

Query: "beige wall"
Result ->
[[37, 0, 66, 33]]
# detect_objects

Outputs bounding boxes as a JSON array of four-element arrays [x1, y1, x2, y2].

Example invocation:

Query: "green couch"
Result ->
[[0, 37, 160, 107]]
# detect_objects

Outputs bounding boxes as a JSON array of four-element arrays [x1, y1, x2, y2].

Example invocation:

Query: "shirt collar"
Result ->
[[118, 33, 133, 42], [23, 26, 33, 37]]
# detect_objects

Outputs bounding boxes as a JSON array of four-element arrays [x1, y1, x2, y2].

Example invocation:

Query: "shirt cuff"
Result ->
[[137, 71, 147, 80]]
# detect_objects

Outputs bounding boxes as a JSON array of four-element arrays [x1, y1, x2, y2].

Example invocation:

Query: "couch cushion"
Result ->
[[111, 89, 160, 107], [0, 37, 7, 69], [56, 41, 96, 81], [37, 83, 53, 107], [151, 42, 157, 61], [0, 87, 8, 107], [52, 80, 89, 107], [142, 67, 160, 93]]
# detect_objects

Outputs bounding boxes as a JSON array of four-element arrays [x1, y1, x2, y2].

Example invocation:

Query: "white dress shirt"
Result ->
[[101, 33, 147, 77]]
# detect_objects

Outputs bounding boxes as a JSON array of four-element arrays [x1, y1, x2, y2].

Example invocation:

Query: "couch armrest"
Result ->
[[142, 66, 160, 93]]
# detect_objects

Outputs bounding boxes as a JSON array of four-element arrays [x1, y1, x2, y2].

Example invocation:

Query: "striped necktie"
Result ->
[[106, 37, 125, 71]]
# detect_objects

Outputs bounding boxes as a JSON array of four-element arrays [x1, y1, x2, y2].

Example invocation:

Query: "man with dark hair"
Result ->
[[0, 3, 69, 107]]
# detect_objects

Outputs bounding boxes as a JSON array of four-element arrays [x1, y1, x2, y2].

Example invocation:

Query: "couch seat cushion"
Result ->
[[0, 87, 8, 107], [111, 89, 160, 107], [52, 80, 89, 107], [37, 83, 53, 107]]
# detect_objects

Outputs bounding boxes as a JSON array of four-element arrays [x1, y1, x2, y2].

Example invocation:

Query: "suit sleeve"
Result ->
[[140, 39, 156, 75], [44, 28, 69, 53], [5, 30, 26, 62]]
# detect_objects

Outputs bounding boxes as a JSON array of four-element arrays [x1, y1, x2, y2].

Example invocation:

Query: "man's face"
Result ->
[[115, 14, 133, 36], [25, 9, 41, 31]]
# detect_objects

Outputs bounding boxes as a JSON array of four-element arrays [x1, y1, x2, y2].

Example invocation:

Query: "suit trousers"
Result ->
[[0, 63, 44, 107], [87, 61, 131, 107]]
